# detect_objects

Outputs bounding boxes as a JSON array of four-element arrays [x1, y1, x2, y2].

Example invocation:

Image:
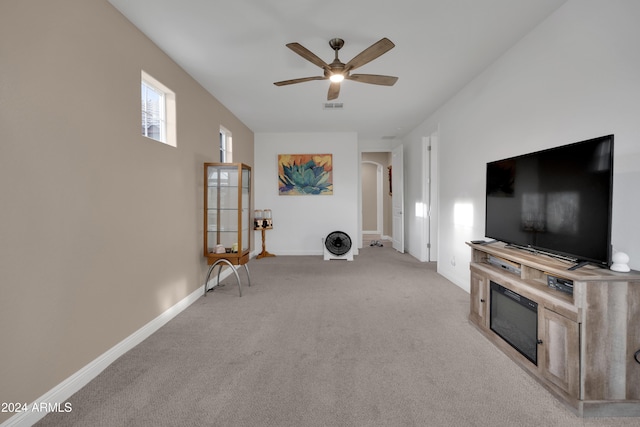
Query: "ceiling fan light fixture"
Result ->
[[274, 37, 398, 100]]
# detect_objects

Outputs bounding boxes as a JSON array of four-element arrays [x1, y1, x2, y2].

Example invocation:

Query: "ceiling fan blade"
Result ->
[[286, 42, 330, 70], [346, 74, 398, 86], [344, 38, 395, 72], [274, 76, 327, 86], [327, 81, 341, 100]]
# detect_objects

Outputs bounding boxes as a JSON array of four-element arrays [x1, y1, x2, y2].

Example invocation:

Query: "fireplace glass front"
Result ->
[[490, 281, 538, 365]]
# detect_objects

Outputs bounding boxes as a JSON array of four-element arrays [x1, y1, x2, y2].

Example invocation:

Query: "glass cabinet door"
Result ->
[[204, 163, 251, 264], [241, 167, 250, 252]]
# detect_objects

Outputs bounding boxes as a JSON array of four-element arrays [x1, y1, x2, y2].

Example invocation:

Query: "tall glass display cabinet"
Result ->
[[203, 163, 251, 296]]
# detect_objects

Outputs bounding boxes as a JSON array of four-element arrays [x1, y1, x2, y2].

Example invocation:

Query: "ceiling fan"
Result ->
[[274, 37, 398, 100]]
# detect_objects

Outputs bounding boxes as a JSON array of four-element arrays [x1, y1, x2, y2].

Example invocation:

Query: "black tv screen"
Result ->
[[485, 135, 614, 267]]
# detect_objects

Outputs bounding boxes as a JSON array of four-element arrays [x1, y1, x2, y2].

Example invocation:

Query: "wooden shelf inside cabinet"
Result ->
[[203, 163, 252, 297]]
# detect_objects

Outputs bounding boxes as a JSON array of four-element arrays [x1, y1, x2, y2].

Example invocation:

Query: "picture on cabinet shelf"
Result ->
[[278, 153, 333, 196]]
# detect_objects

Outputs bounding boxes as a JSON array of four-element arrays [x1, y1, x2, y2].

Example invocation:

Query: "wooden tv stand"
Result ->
[[467, 241, 640, 417]]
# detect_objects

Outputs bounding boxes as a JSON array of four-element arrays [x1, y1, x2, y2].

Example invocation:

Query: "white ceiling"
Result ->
[[109, 0, 567, 141]]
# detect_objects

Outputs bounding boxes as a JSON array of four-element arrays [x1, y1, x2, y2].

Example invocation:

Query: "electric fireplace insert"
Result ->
[[490, 281, 538, 365]]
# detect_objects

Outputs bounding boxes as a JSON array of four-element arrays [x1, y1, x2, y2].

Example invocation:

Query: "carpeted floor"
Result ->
[[37, 244, 640, 426]]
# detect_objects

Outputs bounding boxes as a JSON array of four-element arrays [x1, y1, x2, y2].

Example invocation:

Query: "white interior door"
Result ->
[[421, 132, 439, 262], [428, 131, 438, 262], [392, 144, 404, 252], [421, 136, 431, 262]]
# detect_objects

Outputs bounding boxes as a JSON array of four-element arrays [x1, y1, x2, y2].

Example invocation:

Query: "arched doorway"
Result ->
[[361, 152, 393, 246]]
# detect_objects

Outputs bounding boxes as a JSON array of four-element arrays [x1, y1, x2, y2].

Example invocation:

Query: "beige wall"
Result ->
[[361, 163, 378, 231], [0, 0, 253, 419]]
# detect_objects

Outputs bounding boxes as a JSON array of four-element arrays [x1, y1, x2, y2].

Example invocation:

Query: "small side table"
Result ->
[[255, 223, 275, 259]]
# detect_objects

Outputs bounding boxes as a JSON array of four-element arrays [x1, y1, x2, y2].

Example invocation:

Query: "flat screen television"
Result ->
[[485, 135, 614, 268]]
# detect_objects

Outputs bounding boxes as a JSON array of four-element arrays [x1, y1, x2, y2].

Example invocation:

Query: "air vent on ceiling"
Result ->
[[323, 102, 344, 110], [382, 135, 397, 140]]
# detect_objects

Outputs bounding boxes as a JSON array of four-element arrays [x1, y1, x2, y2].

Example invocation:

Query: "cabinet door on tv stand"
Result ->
[[539, 307, 580, 401], [470, 270, 489, 329]]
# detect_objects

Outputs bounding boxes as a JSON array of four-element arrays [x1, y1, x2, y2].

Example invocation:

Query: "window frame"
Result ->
[[141, 70, 176, 147], [220, 126, 233, 162]]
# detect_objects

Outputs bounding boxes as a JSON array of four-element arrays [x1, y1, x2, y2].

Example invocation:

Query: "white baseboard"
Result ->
[[362, 233, 391, 241], [0, 275, 229, 427], [362, 230, 381, 235]]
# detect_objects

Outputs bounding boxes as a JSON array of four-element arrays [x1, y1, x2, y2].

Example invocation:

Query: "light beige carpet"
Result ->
[[37, 245, 639, 426]]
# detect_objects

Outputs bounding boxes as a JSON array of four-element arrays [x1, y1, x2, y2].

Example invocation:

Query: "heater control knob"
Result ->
[[537, 339, 543, 345]]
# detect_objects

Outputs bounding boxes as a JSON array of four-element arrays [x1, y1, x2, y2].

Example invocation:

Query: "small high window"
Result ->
[[220, 126, 232, 162], [141, 70, 176, 147]]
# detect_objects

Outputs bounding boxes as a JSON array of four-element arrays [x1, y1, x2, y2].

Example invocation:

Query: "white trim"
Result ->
[[375, 163, 383, 235], [419, 136, 431, 262], [361, 160, 384, 236], [428, 129, 439, 262], [0, 275, 231, 427]]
